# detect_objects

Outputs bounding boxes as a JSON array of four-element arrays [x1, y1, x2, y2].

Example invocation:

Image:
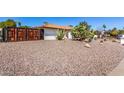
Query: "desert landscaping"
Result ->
[[0, 19, 124, 76], [0, 40, 124, 76]]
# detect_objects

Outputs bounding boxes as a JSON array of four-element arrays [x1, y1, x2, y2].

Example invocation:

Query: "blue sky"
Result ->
[[0, 17, 124, 30]]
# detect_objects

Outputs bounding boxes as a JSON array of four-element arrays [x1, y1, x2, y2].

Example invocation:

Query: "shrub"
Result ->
[[57, 30, 65, 40], [119, 30, 124, 34], [71, 21, 94, 41], [104, 38, 107, 41], [110, 30, 118, 36], [71, 28, 80, 38], [110, 28, 119, 37]]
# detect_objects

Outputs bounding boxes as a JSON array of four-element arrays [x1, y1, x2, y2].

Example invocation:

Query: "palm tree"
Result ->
[[16, 21, 21, 27], [103, 24, 106, 31], [113, 27, 117, 31], [18, 22, 21, 27], [43, 22, 48, 25]]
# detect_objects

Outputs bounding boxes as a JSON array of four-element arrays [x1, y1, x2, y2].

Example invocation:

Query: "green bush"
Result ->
[[71, 28, 80, 38], [110, 28, 119, 38], [119, 30, 124, 34], [71, 21, 94, 41], [110, 30, 119, 36], [57, 30, 65, 40]]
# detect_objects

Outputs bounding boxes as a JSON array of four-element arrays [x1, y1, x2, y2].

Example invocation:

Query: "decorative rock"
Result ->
[[100, 40, 104, 43], [0, 40, 124, 76], [84, 39, 89, 43], [112, 39, 117, 42], [84, 43, 91, 48], [100, 40, 104, 45], [100, 43, 103, 45], [104, 38, 107, 41]]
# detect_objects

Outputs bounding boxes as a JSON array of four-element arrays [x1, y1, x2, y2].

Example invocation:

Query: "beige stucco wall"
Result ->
[[44, 28, 72, 40]]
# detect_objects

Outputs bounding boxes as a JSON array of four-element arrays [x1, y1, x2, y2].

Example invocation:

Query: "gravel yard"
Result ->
[[0, 40, 124, 76]]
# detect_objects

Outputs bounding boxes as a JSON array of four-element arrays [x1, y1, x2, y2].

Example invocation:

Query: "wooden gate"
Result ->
[[7, 28, 17, 41], [6, 27, 43, 42], [27, 29, 40, 40], [17, 28, 26, 41]]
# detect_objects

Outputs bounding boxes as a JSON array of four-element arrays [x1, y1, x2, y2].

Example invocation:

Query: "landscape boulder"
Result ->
[[84, 43, 91, 48], [100, 40, 104, 44], [112, 39, 117, 42], [84, 39, 89, 43]]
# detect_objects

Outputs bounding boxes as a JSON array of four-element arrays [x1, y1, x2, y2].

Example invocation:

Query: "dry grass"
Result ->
[[0, 40, 124, 76]]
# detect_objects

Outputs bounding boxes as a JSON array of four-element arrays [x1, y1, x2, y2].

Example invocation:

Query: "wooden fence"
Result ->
[[4, 27, 44, 42]]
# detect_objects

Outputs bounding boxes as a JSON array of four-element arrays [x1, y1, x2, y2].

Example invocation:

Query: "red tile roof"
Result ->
[[36, 24, 72, 30]]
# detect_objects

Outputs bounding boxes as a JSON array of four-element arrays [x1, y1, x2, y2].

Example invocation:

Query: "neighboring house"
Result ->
[[100, 31, 105, 38], [118, 34, 124, 45], [36, 24, 73, 40], [117, 34, 124, 39], [120, 36, 124, 45]]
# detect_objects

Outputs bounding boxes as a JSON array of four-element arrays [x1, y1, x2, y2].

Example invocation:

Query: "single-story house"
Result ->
[[118, 34, 124, 45], [36, 24, 73, 40], [0, 24, 73, 42]]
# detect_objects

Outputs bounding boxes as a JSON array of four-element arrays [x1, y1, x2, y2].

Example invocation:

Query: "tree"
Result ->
[[113, 27, 117, 31], [43, 22, 48, 25], [110, 27, 119, 37], [68, 25, 73, 27], [93, 30, 99, 35], [18, 22, 21, 27], [119, 27, 124, 34], [103, 24, 106, 31], [119, 30, 124, 34], [79, 21, 91, 31], [20, 25, 30, 28], [0, 19, 17, 28], [72, 26, 81, 38], [71, 21, 94, 41], [4, 19, 17, 27], [0, 22, 5, 28]]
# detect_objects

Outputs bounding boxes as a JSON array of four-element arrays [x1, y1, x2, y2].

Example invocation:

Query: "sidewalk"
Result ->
[[108, 58, 124, 76]]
